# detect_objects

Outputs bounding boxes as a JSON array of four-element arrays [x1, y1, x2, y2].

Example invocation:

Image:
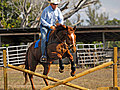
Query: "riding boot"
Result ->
[[40, 55, 47, 62]]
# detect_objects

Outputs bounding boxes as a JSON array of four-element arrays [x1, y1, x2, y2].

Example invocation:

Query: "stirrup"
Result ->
[[40, 55, 47, 62]]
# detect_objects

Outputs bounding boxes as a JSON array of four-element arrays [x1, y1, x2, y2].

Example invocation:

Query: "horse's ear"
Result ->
[[62, 25, 66, 28], [73, 26, 76, 31], [56, 23, 61, 26], [56, 23, 66, 29]]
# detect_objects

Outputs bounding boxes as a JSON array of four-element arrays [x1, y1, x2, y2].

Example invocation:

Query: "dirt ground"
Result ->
[[0, 64, 120, 90]]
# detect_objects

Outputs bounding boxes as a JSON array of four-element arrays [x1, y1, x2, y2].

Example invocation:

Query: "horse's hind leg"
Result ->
[[59, 59, 64, 73], [24, 62, 29, 85], [29, 62, 38, 90], [43, 63, 50, 86], [29, 74, 35, 90], [24, 72, 28, 85]]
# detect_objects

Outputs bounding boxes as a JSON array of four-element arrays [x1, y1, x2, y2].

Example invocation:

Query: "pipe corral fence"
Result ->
[[0, 43, 113, 67], [0, 45, 28, 67], [0, 44, 120, 89], [76, 43, 107, 66]]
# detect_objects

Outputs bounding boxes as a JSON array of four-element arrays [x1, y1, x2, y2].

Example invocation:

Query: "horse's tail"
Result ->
[[24, 48, 29, 85]]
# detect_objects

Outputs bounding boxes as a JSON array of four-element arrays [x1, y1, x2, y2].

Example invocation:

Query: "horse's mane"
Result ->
[[48, 24, 76, 43], [47, 24, 68, 43], [49, 24, 66, 37]]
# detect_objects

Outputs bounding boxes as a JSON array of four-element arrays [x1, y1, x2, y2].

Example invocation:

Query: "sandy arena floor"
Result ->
[[0, 64, 120, 90]]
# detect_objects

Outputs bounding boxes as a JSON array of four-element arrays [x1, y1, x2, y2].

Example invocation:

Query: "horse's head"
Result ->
[[65, 26, 76, 53], [50, 24, 76, 53]]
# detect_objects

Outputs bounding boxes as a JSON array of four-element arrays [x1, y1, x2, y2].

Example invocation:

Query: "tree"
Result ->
[[0, 0, 9, 28], [86, 6, 109, 25], [105, 18, 120, 25], [1, 0, 100, 28], [0, 0, 22, 28], [64, 19, 72, 26]]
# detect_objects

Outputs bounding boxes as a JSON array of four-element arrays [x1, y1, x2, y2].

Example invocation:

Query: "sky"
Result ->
[[69, 0, 120, 25], [100, 0, 120, 20]]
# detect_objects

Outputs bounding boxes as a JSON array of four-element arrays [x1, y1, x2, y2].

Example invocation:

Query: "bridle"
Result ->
[[54, 26, 76, 49]]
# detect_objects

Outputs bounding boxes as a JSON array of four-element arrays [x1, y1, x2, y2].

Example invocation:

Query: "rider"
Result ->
[[40, 0, 64, 62]]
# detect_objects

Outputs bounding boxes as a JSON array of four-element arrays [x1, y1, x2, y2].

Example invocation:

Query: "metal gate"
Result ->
[[76, 43, 107, 65], [0, 45, 28, 67]]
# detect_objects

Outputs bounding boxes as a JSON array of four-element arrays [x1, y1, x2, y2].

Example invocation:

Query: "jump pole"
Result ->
[[41, 61, 113, 90], [7, 64, 88, 90], [3, 50, 7, 90]]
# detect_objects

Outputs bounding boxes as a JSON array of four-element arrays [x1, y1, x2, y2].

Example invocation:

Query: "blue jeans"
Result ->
[[40, 26, 48, 56]]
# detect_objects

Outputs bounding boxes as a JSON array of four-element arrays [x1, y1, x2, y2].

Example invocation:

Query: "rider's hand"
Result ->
[[50, 26, 55, 30]]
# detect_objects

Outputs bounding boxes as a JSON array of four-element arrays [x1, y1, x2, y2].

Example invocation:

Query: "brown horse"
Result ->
[[24, 24, 76, 90]]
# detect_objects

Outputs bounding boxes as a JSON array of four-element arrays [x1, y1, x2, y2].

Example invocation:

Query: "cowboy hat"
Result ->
[[48, 0, 60, 4]]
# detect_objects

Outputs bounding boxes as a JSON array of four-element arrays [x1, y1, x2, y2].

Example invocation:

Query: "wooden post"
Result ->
[[3, 50, 7, 90], [113, 47, 118, 87], [102, 32, 105, 49]]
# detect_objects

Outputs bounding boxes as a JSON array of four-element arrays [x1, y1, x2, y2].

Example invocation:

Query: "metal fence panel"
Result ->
[[0, 45, 28, 67], [76, 43, 107, 65]]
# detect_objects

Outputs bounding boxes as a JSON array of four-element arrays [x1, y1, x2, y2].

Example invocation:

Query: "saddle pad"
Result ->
[[34, 39, 40, 48]]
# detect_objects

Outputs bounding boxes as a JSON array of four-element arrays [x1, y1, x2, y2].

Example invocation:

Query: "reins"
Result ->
[[47, 26, 75, 50], [55, 31, 63, 43], [55, 26, 69, 43], [47, 26, 68, 45]]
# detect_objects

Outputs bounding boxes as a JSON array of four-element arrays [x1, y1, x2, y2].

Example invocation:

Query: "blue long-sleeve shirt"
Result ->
[[40, 5, 64, 28]]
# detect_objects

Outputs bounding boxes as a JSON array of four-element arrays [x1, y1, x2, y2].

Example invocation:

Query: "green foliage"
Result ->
[[105, 18, 120, 25], [0, 0, 21, 28], [65, 19, 72, 26], [0, 1, 24, 28], [2, 44, 9, 47], [106, 41, 120, 48]]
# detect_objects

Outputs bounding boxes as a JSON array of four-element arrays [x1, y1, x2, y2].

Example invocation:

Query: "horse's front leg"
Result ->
[[55, 53, 64, 73], [66, 50, 76, 76], [59, 59, 64, 73], [49, 52, 64, 73]]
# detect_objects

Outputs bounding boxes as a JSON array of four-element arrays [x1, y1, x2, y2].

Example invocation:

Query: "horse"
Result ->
[[24, 24, 76, 90]]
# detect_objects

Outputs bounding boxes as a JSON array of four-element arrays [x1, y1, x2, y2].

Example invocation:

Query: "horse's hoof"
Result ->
[[32, 88, 36, 90], [71, 71, 75, 77], [59, 68, 64, 73]]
